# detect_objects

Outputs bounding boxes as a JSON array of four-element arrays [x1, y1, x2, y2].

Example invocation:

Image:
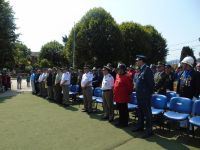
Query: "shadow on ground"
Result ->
[[85, 104, 200, 150]]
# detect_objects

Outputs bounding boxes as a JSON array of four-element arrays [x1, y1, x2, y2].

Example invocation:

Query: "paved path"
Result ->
[[0, 79, 32, 98]]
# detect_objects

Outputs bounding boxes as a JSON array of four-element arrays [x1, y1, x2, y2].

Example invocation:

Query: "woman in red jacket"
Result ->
[[114, 63, 133, 127]]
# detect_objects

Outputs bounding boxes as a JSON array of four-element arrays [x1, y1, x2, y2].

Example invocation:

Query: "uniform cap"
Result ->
[[102, 65, 111, 71], [136, 55, 147, 62]]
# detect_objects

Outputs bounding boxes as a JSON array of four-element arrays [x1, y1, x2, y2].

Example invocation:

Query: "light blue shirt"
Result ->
[[30, 73, 35, 81]]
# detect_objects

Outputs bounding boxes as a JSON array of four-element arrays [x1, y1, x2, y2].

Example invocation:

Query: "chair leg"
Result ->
[[95, 102, 98, 111], [192, 125, 195, 138]]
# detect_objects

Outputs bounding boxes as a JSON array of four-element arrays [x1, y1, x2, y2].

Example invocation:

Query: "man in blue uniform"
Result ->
[[132, 55, 155, 138]]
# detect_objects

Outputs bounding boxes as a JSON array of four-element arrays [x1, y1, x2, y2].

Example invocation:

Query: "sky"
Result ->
[[8, 0, 200, 61]]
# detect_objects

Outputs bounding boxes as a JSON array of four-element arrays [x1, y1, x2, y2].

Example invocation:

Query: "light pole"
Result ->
[[72, 22, 76, 69]]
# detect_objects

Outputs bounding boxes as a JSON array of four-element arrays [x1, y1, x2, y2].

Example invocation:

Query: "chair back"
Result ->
[[152, 94, 167, 109], [193, 100, 200, 115], [166, 91, 177, 102], [169, 97, 193, 114], [93, 87, 102, 97], [70, 84, 79, 92], [130, 92, 137, 104]]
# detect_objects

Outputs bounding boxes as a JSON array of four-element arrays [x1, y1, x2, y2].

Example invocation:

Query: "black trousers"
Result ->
[[137, 97, 152, 133], [116, 102, 129, 126], [55, 84, 62, 104], [35, 82, 39, 94]]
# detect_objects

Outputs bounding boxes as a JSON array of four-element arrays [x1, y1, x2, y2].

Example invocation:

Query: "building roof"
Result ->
[[31, 52, 39, 57]]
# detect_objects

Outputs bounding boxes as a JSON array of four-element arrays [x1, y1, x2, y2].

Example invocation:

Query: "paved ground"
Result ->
[[0, 79, 31, 98]]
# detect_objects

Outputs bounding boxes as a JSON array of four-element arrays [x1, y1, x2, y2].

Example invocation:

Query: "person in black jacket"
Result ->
[[165, 65, 175, 91], [132, 55, 155, 138], [34, 69, 41, 94], [46, 68, 53, 100], [177, 56, 200, 99]]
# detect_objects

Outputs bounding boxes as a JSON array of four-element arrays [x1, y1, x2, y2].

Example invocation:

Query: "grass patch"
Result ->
[[0, 93, 199, 150]]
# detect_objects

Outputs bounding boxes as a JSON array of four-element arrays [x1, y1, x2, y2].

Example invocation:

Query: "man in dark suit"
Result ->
[[132, 55, 155, 138]]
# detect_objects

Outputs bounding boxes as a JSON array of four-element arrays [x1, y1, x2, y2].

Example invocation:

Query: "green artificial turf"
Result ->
[[0, 93, 199, 150]]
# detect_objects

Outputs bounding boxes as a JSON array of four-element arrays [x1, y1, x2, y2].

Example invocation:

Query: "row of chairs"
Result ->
[[69, 85, 200, 137]]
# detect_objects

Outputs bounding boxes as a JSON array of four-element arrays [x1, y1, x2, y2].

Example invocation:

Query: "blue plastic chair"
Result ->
[[164, 97, 193, 130], [189, 100, 200, 137], [151, 94, 167, 115], [69, 84, 79, 95], [69, 84, 79, 101], [166, 91, 177, 109], [93, 87, 103, 110], [128, 92, 138, 111]]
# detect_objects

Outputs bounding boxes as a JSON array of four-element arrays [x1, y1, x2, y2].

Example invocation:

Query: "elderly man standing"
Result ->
[[46, 68, 53, 100], [132, 55, 155, 138], [177, 56, 200, 99], [60, 67, 71, 107], [55, 68, 62, 104], [101, 65, 114, 122], [81, 65, 94, 113], [30, 70, 36, 94]]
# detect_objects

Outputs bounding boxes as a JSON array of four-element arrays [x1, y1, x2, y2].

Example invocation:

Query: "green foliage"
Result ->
[[180, 46, 196, 66], [65, 7, 123, 68], [62, 35, 68, 46], [14, 42, 31, 68], [119, 22, 167, 65], [0, 0, 18, 69], [39, 40, 68, 67], [25, 65, 33, 73], [39, 59, 51, 68]]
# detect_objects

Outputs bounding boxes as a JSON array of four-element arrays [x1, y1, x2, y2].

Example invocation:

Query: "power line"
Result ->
[[168, 44, 200, 52], [168, 39, 199, 47]]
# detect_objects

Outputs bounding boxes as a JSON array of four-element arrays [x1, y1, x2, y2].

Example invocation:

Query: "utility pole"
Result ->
[[73, 22, 76, 68]]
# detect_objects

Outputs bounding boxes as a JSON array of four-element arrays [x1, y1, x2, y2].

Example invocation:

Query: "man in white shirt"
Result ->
[[60, 67, 71, 106], [42, 69, 48, 98], [101, 65, 114, 122], [81, 65, 94, 113], [38, 70, 43, 96]]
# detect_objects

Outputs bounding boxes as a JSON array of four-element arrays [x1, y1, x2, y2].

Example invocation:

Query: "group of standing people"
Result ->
[[79, 55, 154, 138], [30, 67, 73, 106], [29, 54, 200, 139]]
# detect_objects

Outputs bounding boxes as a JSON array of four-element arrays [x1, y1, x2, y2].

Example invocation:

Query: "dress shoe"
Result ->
[[115, 123, 128, 128], [101, 116, 109, 120], [142, 132, 154, 138], [132, 126, 144, 132], [82, 109, 88, 112], [108, 118, 114, 122]]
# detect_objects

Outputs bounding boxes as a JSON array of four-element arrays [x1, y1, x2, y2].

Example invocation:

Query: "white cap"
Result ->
[[181, 56, 194, 67]]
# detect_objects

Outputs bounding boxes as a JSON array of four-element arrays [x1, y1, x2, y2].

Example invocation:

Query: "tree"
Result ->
[[119, 22, 167, 65], [0, 0, 18, 69], [14, 42, 31, 70], [65, 7, 123, 68], [39, 59, 51, 68], [62, 35, 68, 46], [180, 46, 196, 67], [39, 40, 68, 67]]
